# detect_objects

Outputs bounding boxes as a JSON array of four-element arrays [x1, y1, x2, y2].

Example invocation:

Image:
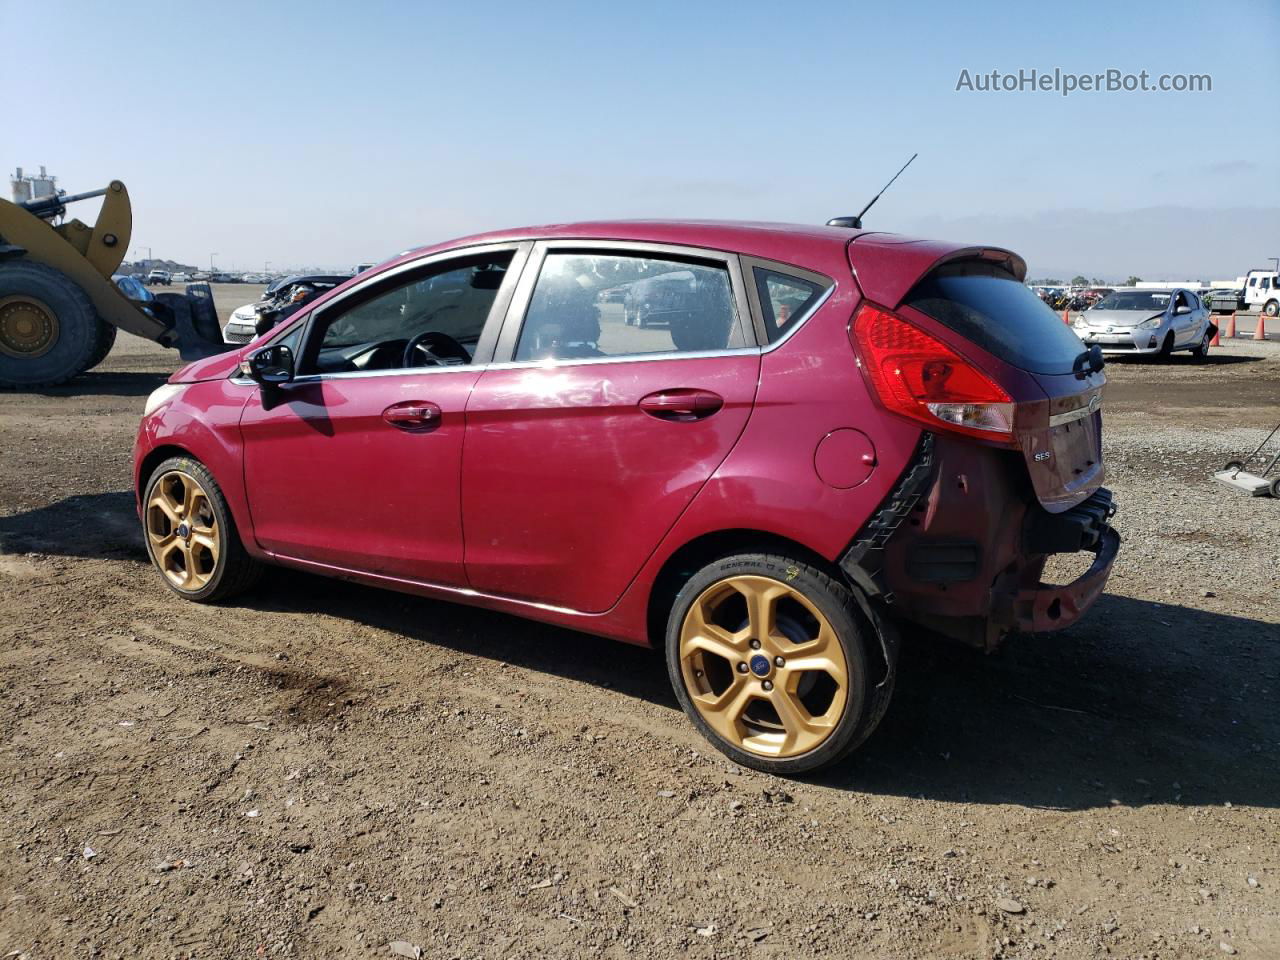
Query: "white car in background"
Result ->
[[221, 302, 260, 344], [1073, 288, 1215, 359]]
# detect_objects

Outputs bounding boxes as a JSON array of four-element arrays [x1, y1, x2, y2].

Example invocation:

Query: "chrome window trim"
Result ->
[[236, 239, 837, 385], [491, 239, 758, 364], [230, 344, 765, 387]]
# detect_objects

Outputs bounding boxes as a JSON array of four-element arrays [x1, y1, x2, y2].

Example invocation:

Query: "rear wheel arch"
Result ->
[[646, 530, 839, 645]]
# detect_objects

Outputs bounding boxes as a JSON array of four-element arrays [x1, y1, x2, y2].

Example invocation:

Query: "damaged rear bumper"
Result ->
[[1015, 487, 1119, 631], [1014, 524, 1119, 632], [840, 433, 1120, 648]]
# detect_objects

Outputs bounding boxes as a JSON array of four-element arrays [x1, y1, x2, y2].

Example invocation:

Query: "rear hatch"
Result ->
[[850, 238, 1104, 513]]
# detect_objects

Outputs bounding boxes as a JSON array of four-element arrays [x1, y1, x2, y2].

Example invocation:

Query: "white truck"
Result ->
[[1243, 268, 1280, 317]]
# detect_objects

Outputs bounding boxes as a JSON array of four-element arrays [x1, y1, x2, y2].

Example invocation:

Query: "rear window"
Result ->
[[904, 262, 1086, 375]]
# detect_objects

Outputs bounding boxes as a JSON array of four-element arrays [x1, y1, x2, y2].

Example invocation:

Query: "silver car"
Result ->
[[1073, 288, 1214, 358]]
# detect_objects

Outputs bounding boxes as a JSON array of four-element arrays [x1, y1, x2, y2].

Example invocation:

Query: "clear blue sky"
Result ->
[[9, 0, 1278, 279]]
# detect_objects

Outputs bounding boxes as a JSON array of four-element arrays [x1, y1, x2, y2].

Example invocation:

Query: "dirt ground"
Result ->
[[1, 287, 1278, 960]]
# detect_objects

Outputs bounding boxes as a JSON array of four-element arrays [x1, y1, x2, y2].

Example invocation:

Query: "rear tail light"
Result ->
[[851, 303, 1016, 444]]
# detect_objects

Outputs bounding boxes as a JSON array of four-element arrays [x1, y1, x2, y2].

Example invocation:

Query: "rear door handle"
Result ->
[[382, 400, 442, 431], [638, 389, 723, 422]]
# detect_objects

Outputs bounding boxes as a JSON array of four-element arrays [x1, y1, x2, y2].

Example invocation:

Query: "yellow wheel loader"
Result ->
[[0, 180, 232, 388]]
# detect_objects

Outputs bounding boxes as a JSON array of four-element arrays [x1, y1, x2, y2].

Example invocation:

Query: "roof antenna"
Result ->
[[827, 152, 918, 229]]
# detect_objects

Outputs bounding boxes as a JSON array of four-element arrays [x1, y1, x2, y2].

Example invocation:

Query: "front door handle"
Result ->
[[382, 400, 442, 431], [638, 389, 723, 422]]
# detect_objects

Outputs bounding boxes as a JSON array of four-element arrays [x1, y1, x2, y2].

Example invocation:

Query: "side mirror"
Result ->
[[1174, 305, 1191, 315], [246, 344, 294, 385]]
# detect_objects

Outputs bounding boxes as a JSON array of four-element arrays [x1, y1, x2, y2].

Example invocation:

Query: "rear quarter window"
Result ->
[[904, 261, 1086, 375]]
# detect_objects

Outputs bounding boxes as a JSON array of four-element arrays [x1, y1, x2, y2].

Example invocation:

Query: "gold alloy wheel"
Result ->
[[146, 471, 220, 591], [0, 295, 59, 358], [679, 575, 849, 758]]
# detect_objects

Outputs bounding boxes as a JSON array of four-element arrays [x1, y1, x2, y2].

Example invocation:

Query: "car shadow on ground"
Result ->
[[4, 490, 1276, 811], [0, 491, 144, 560], [1104, 352, 1263, 367], [28, 370, 169, 398], [243, 570, 1280, 813]]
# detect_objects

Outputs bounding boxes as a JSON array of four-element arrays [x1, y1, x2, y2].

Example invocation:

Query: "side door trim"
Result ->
[[488, 239, 759, 364]]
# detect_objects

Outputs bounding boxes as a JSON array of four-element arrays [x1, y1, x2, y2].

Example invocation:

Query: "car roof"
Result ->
[[296, 220, 1027, 321], [394, 220, 858, 267]]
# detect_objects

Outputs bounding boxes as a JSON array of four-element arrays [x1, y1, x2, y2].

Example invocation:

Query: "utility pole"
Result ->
[[210, 252, 218, 271]]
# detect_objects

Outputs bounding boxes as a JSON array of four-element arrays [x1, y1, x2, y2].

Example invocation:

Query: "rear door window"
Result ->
[[904, 261, 1087, 375], [514, 251, 746, 361]]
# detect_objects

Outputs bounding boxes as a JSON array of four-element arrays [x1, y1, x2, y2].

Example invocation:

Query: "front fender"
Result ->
[[133, 379, 257, 552]]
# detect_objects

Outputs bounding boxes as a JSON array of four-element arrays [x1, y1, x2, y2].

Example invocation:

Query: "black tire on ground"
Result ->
[[1191, 330, 1211, 360], [143, 455, 264, 603], [0, 260, 99, 388], [665, 552, 892, 775], [1158, 331, 1175, 358], [1223, 460, 1244, 472], [1270, 477, 1280, 499], [85, 318, 118, 371], [1264, 300, 1280, 318]]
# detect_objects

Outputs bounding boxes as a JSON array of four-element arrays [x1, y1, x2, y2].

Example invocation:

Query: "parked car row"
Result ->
[[221, 274, 355, 344]]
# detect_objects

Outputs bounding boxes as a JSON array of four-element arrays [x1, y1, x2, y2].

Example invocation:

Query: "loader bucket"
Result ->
[[0, 179, 232, 389]]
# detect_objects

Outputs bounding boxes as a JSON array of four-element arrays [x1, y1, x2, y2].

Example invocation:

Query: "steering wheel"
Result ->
[[403, 330, 471, 368]]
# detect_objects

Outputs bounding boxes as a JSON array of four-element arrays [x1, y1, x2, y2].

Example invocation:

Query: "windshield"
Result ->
[[1094, 291, 1170, 311]]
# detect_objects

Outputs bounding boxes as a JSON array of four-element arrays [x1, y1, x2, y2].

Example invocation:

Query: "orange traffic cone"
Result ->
[[1062, 308, 1070, 326], [1211, 323, 1221, 346], [1225, 312, 1236, 338], [1254, 312, 1268, 341]]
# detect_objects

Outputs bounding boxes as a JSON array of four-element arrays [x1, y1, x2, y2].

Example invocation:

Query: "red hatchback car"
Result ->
[[134, 221, 1119, 774]]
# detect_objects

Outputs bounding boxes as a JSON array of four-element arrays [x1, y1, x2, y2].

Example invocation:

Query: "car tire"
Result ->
[[142, 456, 263, 603], [85, 318, 118, 371], [1270, 476, 1280, 499], [1265, 300, 1279, 318], [1158, 331, 1175, 358], [1191, 330, 1211, 360], [665, 552, 891, 775]]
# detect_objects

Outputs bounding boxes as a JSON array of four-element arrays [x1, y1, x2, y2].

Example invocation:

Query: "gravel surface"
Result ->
[[1, 291, 1277, 959]]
